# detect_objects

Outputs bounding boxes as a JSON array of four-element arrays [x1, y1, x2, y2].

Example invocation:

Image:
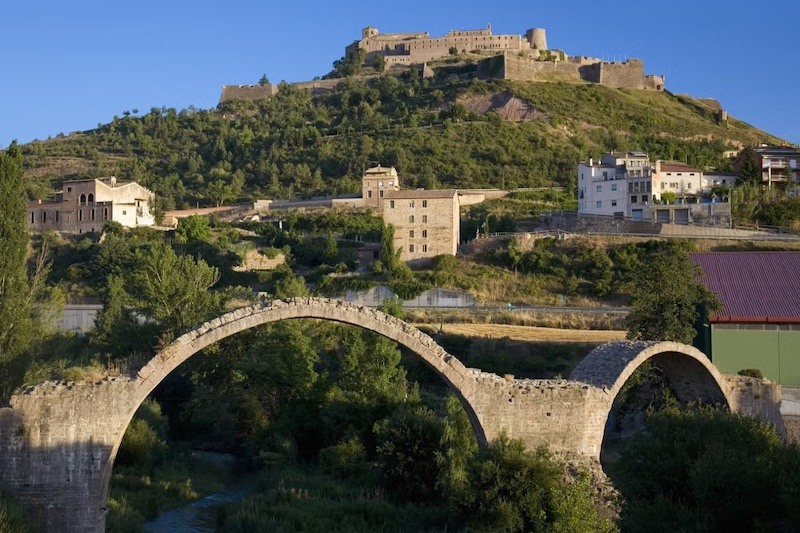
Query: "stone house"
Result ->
[[27, 177, 155, 234], [382, 189, 460, 265], [362, 165, 400, 210]]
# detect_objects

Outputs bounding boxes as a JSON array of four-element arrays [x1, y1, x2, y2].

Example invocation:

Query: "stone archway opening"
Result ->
[[570, 340, 733, 470], [101, 299, 487, 529]]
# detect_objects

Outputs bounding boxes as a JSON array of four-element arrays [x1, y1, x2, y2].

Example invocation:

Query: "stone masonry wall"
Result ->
[[0, 378, 137, 533]]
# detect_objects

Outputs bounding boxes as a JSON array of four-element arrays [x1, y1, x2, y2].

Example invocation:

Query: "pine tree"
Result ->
[[0, 143, 33, 364], [738, 147, 762, 186]]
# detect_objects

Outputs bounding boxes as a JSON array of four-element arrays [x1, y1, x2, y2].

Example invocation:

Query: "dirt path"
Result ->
[[414, 323, 627, 343]]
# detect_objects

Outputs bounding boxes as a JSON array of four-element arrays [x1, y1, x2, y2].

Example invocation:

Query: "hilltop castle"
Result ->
[[220, 23, 664, 104]]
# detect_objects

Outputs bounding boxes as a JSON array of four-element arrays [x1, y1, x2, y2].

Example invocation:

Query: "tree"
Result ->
[[626, 248, 720, 343], [0, 144, 32, 364], [371, 54, 386, 73], [129, 242, 222, 336], [738, 147, 762, 186], [258, 74, 270, 86], [460, 435, 615, 533], [174, 215, 211, 243], [615, 405, 800, 532]]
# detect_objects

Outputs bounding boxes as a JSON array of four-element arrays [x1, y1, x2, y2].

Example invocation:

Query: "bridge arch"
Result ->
[[102, 298, 487, 501], [570, 340, 733, 456]]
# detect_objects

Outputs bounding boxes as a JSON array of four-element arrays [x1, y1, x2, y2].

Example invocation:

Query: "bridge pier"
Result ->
[[0, 302, 786, 532]]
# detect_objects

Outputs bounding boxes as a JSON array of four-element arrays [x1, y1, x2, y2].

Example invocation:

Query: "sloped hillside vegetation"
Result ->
[[18, 73, 781, 212]]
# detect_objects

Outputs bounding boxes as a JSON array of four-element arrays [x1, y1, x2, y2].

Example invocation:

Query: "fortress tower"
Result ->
[[526, 28, 548, 50]]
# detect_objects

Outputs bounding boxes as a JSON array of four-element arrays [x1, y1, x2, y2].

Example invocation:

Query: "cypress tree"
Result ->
[[0, 143, 33, 364]]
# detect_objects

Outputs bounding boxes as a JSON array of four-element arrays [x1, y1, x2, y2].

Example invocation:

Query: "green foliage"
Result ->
[[129, 241, 222, 335], [460, 435, 615, 533], [116, 399, 169, 468], [378, 296, 405, 319], [614, 405, 800, 532], [216, 465, 458, 532], [174, 215, 211, 243], [374, 405, 445, 501], [738, 146, 762, 185], [0, 144, 33, 371], [737, 368, 764, 379], [626, 244, 720, 343], [437, 394, 478, 496], [0, 491, 34, 533]]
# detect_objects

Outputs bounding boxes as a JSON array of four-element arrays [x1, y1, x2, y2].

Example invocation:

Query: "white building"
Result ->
[[651, 161, 703, 200], [578, 151, 652, 219]]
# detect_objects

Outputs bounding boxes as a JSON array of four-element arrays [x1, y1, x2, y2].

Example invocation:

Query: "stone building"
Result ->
[[382, 189, 460, 265], [362, 165, 400, 210], [348, 24, 549, 68], [27, 177, 155, 234]]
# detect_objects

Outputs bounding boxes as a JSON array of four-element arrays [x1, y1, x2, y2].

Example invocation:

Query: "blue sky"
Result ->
[[1, 0, 798, 149]]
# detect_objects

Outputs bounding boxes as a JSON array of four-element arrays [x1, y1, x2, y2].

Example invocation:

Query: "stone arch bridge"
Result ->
[[0, 298, 784, 532]]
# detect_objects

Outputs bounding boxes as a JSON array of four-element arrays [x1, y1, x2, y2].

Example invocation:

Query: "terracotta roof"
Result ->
[[658, 161, 701, 173], [384, 189, 458, 199], [690, 252, 800, 323]]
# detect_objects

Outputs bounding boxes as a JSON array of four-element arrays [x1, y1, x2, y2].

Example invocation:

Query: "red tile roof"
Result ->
[[690, 252, 800, 323]]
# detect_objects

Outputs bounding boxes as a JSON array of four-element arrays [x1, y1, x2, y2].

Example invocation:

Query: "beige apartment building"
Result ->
[[362, 166, 400, 210], [382, 189, 460, 265], [27, 177, 155, 234]]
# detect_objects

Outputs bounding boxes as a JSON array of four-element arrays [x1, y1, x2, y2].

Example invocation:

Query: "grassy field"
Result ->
[[414, 322, 626, 343]]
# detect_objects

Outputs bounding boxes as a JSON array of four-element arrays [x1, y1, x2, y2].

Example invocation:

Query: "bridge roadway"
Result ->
[[0, 298, 785, 532]]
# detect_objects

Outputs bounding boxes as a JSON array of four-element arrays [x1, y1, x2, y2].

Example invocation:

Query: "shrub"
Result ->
[[737, 368, 764, 379], [0, 491, 34, 533]]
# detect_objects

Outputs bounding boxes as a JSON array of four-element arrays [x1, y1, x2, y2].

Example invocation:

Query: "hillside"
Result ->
[[17, 72, 783, 211]]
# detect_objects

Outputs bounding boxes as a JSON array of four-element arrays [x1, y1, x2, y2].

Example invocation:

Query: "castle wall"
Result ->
[[598, 59, 645, 89]]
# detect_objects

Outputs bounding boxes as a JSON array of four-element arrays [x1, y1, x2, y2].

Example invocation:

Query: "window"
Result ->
[[122, 210, 126, 215], [56, 211, 59, 222], [79, 209, 83, 221], [30, 212, 34, 224], [409, 215, 414, 223], [602, 171, 608, 179], [409, 200, 415, 208], [422, 230, 427, 238], [422, 244, 428, 253], [642, 195, 648, 203], [368, 191, 372, 198], [91, 209, 95, 221], [66, 186, 72, 192], [42, 211, 46, 223], [409, 230, 415, 238], [422, 200, 428, 208], [409, 244, 415, 253], [596, 200, 602, 208], [631, 196, 637, 204], [79, 194, 86, 205], [389, 200, 395, 209], [88, 193, 94, 204], [379, 191, 384, 198], [596, 185, 602, 192], [422, 215, 428, 223], [611, 183, 617, 191], [389, 181, 394, 186], [103, 208, 108, 220], [379, 181, 383, 187], [611, 200, 617, 207]]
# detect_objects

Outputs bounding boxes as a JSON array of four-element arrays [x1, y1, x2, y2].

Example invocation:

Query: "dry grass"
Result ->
[[413, 322, 627, 343], [405, 309, 627, 331]]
